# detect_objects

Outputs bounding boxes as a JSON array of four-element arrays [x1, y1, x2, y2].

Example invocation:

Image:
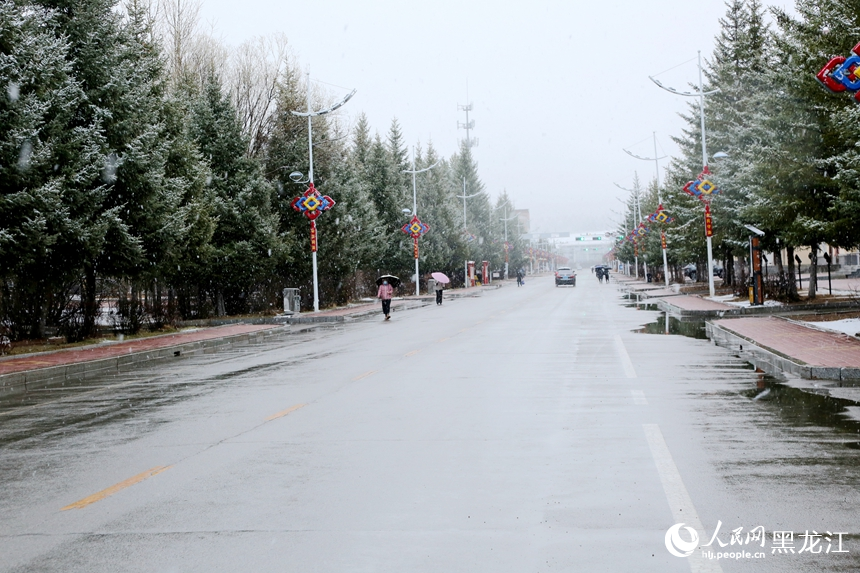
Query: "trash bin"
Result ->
[[283, 288, 301, 313], [428, 279, 436, 295]]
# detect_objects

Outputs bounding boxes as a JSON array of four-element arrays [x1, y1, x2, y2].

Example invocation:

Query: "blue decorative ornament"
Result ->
[[817, 42, 860, 102]]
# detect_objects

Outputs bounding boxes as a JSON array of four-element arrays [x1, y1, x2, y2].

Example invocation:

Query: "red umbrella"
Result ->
[[431, 272, 450, 284]]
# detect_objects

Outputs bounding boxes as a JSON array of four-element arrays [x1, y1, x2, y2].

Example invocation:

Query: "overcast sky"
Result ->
[[199, 0, 794, 234]]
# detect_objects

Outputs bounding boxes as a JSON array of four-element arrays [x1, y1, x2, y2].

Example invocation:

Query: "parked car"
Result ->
[[683, 263, 723, 281], [683, 263, 697, 281], [555, 266, 576, 286]]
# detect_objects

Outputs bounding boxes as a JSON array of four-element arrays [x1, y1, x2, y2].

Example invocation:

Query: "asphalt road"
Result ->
[[2, 274, 859, 572]]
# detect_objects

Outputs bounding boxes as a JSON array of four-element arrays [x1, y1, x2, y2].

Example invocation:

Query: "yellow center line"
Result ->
[[438, 337, 449, 342], [405, 350, 420, 357], [352, 370, 377, 381], [265, 403, 306, 421], [458, 328, 468, 333], [61, 466, 171, 511]]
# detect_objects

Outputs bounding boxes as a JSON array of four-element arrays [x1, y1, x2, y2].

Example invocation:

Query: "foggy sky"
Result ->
[[200, 0, 794, 234]]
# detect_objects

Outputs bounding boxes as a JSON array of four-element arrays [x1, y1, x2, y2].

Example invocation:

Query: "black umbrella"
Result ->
[[376, 275, 401, 288]]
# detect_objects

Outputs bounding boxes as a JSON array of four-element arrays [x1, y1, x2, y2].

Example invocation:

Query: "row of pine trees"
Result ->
[[0, 0, 527, 340], [615, 0, 860, 300]]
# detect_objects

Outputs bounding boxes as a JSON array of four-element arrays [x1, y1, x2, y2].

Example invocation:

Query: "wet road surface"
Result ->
[[1, 276, 859, 572]]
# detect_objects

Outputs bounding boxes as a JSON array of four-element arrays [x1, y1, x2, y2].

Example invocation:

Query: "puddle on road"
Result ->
[[634, 313, 708, 339], [744, 373, 860, 446], [624, 303, 660, 311]]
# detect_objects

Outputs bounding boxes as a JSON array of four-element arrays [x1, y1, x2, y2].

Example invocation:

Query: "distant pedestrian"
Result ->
[[435, 280, 444, 305], [378, 280, 393, 320], [516, 269, 524, 287], [596, 268, 604, 283]]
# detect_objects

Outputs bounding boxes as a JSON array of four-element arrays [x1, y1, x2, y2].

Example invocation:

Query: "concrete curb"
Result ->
[[0, 325, 316, 397], [705, 322, 860, 382], [660, 299, 860, 318]]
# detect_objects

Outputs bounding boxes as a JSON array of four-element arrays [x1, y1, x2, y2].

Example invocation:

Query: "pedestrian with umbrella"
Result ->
[[376, 275, 400, 320], [431, 272, 450, 305]]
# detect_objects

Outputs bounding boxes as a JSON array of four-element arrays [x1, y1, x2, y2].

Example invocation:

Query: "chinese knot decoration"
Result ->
[[648, 204, 675, 224], [683, 167, 720, 202], [401, 215, 430, 260], [291, 182, 335, 221], [401, 215, 430, 239], [291, 182, 335, 253], [817, 42, 860, 102]]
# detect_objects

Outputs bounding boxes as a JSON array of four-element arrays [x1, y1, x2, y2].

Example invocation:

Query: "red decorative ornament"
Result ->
[[291, 182, 335, 253], [401, 215, 430, 239], [704, 204, 714, 237], [291, 182, 336, 221], [310, 221, 318, 253]]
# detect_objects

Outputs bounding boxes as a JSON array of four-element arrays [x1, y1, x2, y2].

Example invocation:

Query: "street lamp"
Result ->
[[402, 151, 440, 296], [458, 177, 482, 286], [290, 71, 356, 312], [651, 51, 720, 297], [498, 203, 518, 280], [615, 180, 643, 279], [624, 133, 671, 288]]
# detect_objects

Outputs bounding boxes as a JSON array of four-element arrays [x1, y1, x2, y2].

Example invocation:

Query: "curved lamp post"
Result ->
[[499, 204, 518, 280], [458, 177, 482, 285], [615, 181, 643, 279], [650, 51, 720, 296], [402, 152, 440, 296], [290, 72, 356, 312], [624, 132, 670, 288]]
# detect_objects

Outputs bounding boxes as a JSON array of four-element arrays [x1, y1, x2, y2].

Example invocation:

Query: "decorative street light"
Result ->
[[650, 51, 720, 297], [458, 177, 482, 286], [624, 132, 670, 288], [499, 204, 518, 280], [402, 151, 440, 296], [615, 180, 643, 279], [290, 72, 355, 312]]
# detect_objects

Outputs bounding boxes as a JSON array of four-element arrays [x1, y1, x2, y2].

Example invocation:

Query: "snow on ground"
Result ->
[[705, 295, 784, 308], [805, 318, 860, 337]]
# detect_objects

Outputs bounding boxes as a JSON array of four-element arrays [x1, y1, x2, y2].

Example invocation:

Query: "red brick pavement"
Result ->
[[656, 295, 734, 311], [0, 324, 275, 376], [713, 316, 860, 368]]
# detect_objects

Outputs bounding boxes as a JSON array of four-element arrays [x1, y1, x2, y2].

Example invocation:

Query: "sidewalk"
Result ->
[[0, 324, 275, 377], [707, 316, 860, 381], [655, 295, 735, 313], [0, 283, 496, 395]]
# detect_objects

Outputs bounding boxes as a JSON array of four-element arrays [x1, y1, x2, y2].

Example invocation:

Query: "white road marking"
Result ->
[[614, 335, 637, 378], [631, 390, 648, 405], [643, 424, 723, 573]]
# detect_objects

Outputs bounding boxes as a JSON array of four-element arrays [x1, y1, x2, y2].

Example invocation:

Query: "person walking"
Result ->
[[435, 280, 444, 305], [516, 268, 524, 287], [378, 279, 393, 320]]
